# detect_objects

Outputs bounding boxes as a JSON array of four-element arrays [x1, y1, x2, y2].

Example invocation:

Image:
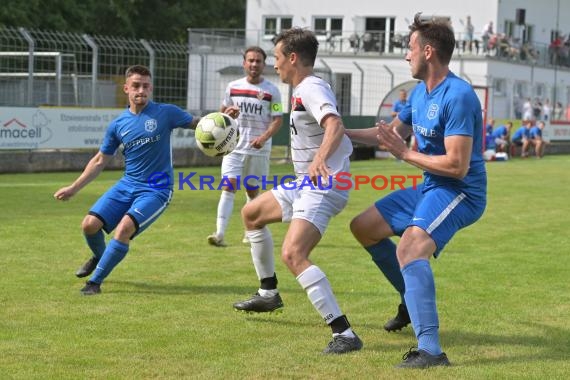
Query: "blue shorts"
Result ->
[[89, 178, 172, 239], [375, 183, 486, 256]]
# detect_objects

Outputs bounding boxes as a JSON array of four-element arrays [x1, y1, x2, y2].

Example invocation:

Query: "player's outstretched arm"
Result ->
[[345, 127, 380, 146], [54, 151, 112, 201], [378, 122, 472, 179], [347, 116, 411, 146]]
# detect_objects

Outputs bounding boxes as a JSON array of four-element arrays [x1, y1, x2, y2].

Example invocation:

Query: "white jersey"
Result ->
[[290, 76, 352, 177], [222, 77, 283, 156]]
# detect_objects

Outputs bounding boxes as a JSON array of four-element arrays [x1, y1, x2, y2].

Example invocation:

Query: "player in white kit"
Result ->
[[232, 28, 362, 354]]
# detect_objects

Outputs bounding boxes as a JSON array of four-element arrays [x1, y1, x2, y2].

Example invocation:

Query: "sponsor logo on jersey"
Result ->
[[145, 119, 158, 133], [427, 103, 439, 120]]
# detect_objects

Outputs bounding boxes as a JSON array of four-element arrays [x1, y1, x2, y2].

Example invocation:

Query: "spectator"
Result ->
[[529, 121, 546, 158], [513, 97, 523, 120], [549, 34, 564, 64], [492, 121, 512, 152], [542, 99, 552, 121], [349, 33, 360, 53], [521, 42, 539, 63], [482, 21, 494, 54], [511, 120, 531, 158], [522, 98, 533, 121], [553, 101, 563, 120], [463, 16, 475, 54], [532, 98, 542, 120]]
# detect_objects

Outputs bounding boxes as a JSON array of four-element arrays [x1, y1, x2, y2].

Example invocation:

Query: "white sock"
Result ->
[[296, 265, 344, 326], [216, 191, 235, 237], [247, 227, 274, 280], [258, 288, 278, 297]]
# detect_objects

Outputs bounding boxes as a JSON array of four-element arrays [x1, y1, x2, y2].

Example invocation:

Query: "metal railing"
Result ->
[[1, 26, 569, 120], [0, 26, 188, 108]]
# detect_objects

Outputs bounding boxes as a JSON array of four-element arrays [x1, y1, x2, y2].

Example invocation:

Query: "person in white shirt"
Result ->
[[232, 28, 363, 355], [208, 46, 283, 247], [482, 21, 494, 54]]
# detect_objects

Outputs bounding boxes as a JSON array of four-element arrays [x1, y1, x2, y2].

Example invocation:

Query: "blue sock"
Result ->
[[401, 259, 442, 355], [89, 239, 129, 284], [365, 239, 405, 303], [84, 230, 106, 259]]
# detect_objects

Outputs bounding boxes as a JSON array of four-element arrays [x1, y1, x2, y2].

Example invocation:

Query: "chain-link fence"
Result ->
[[0, 26, 188, 108], [2, 25, 570, 122]]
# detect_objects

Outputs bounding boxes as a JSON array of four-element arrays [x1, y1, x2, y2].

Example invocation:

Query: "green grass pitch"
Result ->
[[1, 156, 569, 379]]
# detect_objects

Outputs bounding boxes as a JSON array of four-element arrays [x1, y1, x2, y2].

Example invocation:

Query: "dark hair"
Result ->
[[243, 46, 267, 61], [273, 28, 319, 67], [125, 65, 152, 79], [409, 13, 455, 65]]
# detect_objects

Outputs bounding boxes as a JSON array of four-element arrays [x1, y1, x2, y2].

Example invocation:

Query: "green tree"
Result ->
[[0, 0, 246, 42]]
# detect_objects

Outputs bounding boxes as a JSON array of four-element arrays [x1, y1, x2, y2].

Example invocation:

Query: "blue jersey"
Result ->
[[392, 99, 407, 114], [398, 72, 486, 197], [492, 125, 508, 139], [512, 126, 529, 141], [529, 126, 542, 139], [100, 101, 193, 187]]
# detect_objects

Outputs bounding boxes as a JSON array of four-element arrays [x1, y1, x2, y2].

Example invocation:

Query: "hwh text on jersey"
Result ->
[[238, 101, 263, 115]]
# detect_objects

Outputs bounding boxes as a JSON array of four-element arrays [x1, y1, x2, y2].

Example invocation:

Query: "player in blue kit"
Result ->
[[529, 120, 546, 158], [491, 121, 512, 152], [54, 65, 237, 295], [391, 89, 412, 148], [511, 121, 531, 157], [346, 14, 487, 368]]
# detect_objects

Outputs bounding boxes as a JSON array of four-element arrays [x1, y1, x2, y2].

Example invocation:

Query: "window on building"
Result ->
[[313, 17, 343, 37], [514, 81, 528, 98], [331, 18, 343, 36], [504, 20, 533, 43], [504, 20, 514, 37], [264, 16, 293, 37], [362, 17, 396, 52], [493, 78, 506, 96], [522, 25, 533, 43]]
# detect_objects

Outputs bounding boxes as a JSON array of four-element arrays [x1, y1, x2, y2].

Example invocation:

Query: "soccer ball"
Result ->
[[195, 112, 239, 157]]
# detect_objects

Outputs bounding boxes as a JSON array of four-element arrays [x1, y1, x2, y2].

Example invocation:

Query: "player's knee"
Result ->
[[280, 247, 303, 270], [397, 228, 436, 264], [81, 215, 102, 235], [349, 215, 365, 239], [112, 216, 137, 241], [241, 202, 253, 221], [241, 202, 259, 228], [114, 223, 136, 241]]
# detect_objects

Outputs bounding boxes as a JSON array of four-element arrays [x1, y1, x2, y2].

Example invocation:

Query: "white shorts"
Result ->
[[221, 152, 270, 187], [271, 179, 349, 236]]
